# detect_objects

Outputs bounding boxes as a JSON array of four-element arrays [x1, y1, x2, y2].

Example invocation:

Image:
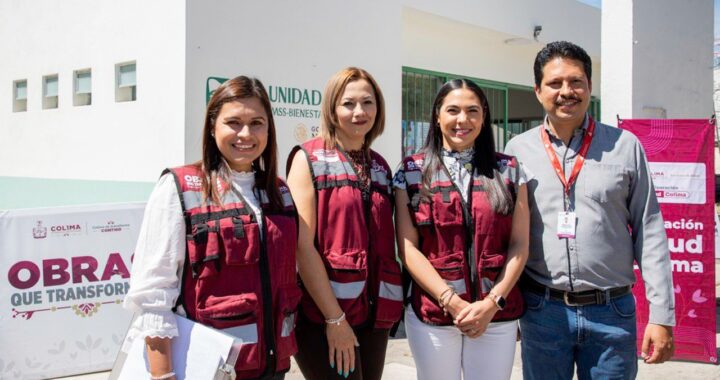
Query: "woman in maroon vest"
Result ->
[[286, 67, 403, 380], [124, 76, 300, 380], [394, 79, 529, 380]]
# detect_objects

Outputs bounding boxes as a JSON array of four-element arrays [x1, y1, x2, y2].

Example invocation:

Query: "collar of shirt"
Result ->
[[542, 113, 589, 155], [441, 147, 474, 176], [441, 147, 474, 201], [542, 113, 589, 141]]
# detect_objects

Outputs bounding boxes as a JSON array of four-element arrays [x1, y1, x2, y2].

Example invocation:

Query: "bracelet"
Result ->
[[442, 292, 457, 316], [150, 372, 175, 380], [325, 312, 346, 326], [438, 287, 454, 304], [438, 287, 457, 316]]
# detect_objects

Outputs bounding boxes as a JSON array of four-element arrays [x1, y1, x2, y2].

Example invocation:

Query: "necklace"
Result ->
[[345, 149, 371, 191]]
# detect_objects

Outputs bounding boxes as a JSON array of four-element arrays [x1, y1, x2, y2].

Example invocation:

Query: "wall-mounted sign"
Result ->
[[205, 77, 322, 144]]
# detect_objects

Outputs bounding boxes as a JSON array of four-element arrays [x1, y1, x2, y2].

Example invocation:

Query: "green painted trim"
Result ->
[[402, 66, 512, 149], [506, 82, 535, 91], [504, 89, 510, 146], [403, 66, 522, 91], [0, 177, 155, 210], [403, 66, 448, 83]]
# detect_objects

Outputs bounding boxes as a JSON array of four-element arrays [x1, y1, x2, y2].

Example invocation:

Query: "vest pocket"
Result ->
[[187, 223, 218, 279], [275, 284, 302, 361], [476, 252, 524, 320], [265, 215, 298, 272], [324, 249, 369, 326], [196, 293, 261, 371], [220, 217, 261, 266], [417, 252, 467, 323], [428, 252, 467, 295], [374, 266, 404, 328], [412, 202, 434, 227], [431, 193, 465, 226], [478, 253, 506, 298]]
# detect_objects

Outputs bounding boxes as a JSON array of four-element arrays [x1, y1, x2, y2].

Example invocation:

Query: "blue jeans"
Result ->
[[520, 289, 638, 380]]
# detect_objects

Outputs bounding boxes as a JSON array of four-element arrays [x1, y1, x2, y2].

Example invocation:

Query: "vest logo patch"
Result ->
[[407, 159, 423, 171], [184, 175, 202, 189], [313, 149, 340, 162], [371, 161, 387, 176], [499, 158, 515, 168]]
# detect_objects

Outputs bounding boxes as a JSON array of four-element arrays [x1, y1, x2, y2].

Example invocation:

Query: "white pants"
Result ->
[[405, 307, 517, 380]]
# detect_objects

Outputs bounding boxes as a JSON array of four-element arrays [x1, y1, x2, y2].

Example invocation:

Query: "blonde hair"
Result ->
[[319, 67, 385, 150]]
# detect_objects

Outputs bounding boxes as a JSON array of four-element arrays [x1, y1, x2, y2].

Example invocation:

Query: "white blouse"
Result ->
[[122, 170, 261, 341]]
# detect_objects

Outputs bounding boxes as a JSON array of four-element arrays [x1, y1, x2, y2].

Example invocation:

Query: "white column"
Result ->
[[601, 0, 713, 123]]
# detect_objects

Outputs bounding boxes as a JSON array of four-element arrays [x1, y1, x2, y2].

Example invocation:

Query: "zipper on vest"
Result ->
[[338, 145, 378, 323], [256, 212, 277, 376], [230, 185, 277, 376], [439, 163, 478, 302], [361, 187, 378, 319]]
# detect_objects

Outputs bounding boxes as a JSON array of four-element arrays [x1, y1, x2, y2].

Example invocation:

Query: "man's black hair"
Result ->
[[534, 41, 592, 87]]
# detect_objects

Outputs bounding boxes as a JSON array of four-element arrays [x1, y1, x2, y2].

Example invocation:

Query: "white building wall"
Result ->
[[0, 0, 186, 182], [633, 0, 713, 119], [600, 0, 634, 122], [403, 0, 601, 56], [184, 0, 601, 173], [602, 0, 713, 122], [184, 0, 403, 172], [401, 6, 601, 93]]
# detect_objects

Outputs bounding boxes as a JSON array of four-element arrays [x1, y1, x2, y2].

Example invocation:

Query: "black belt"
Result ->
[[521, 276, 632, 306]]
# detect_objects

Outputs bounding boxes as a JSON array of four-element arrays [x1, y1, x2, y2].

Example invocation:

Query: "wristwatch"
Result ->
[[487, 291, 506, 310]]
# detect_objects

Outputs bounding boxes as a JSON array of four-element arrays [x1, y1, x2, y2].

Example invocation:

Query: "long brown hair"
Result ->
[[319, 67, 385, 150], [199, 76, 282, 211]]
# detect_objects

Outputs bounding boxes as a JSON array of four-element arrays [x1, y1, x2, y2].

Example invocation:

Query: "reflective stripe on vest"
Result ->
[[223, 323, 259, 344], [447, 279, 467, 296], [311, 160, 355, 177], [281, 312, 296, 338], [481, 276, 495, 294], [182, 182, 293, 211], [404, 170, 422, 185], [281, 190, 293, 207], [330, 280, 366, 299], [182, 189, 243, 210], [378, 281, 403, 302]]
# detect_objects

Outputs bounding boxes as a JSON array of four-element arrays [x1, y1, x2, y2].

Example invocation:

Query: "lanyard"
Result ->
[[540, 117, 596, 198]]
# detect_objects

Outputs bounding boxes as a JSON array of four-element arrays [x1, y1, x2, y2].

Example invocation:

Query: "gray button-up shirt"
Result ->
[[504, 116, 675, 325]]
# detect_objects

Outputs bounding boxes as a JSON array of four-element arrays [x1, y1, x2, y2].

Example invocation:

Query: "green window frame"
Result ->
[[401, 66, 600, 156], [402, 67, 509, 155]]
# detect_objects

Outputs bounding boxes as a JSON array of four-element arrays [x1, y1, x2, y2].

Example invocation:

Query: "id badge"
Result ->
[[557, 211, 576, 238]]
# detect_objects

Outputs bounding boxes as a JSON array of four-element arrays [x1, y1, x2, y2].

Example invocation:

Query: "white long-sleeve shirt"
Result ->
[[122, 170, 261, 341]]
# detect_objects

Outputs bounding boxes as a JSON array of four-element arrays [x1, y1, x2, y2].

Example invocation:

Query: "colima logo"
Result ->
[[50, 224, 81, 232]]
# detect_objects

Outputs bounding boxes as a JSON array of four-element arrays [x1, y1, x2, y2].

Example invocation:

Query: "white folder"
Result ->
[[109, 314, 242, 380]]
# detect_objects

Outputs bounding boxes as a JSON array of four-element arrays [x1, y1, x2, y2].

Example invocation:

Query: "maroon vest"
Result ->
[[291, 137, 402, 329], [167, 165, 299, 379], [401, 152, 524, 325]]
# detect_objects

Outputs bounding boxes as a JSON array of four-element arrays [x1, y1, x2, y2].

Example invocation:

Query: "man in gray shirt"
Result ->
[[504, 41, 675, 379]]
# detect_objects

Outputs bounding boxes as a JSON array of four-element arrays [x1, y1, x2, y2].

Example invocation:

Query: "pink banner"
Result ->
[[621, 119, 717, 364]]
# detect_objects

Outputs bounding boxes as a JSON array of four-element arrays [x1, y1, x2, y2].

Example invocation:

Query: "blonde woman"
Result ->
[[286, 67, 403, 380]]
